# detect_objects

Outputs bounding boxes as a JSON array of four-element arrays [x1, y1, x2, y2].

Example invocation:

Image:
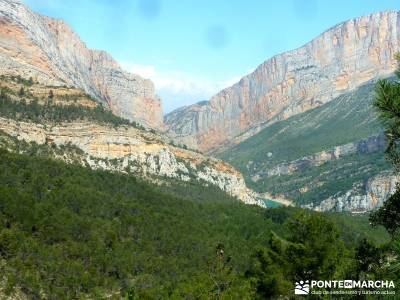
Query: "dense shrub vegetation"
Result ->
[[0, 85, 146, 130], [0, 75, 35, 87], [219, 81, 388, 204], [220, 81, 382, 172], [0, 74, 398, 298], [253, 151, 390, 205], [0, 148, 395, 299]]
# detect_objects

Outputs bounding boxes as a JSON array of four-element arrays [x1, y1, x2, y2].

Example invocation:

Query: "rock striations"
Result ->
[[165, 11, 400, 152], [0, 0, 397, 212], [0, 0, 163, 128], [0, 117, 262, 206], [254, 133, 386, 180], [312, 172, 399, 213]]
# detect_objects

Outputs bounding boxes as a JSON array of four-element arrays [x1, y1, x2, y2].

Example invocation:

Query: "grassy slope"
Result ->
[[219, 81, 391, 204]]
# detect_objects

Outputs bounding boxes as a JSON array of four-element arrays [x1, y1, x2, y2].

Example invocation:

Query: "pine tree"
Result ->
[[371, 53, 400, 236], [0, 88, 7, 101], [18, 87, 25, 97], [371, 54, 400, 292]]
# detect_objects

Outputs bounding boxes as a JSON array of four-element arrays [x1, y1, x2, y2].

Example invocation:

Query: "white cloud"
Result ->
[[128, 64, 157, 79], [122, 62, 252, 113]]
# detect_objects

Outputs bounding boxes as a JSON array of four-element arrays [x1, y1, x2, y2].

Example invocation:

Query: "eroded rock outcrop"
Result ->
[[311, 172, 399, 213], [254, 133, 386, 180], [0, 0, 163, 128], [166, 11, 400, 152], [0, 117, 262, 206]]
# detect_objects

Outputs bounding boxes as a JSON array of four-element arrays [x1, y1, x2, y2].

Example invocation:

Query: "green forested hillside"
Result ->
[[220, 81, 382, 171], [219, 80, 391, 205], [0, 76, 396, 299], [254, 151, 390, 205], [0, 147, 392, 299]]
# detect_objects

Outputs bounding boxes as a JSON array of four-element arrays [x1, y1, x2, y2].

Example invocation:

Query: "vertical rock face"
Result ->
[[0, 0, 163, 128], [166, 11, 400, 152]]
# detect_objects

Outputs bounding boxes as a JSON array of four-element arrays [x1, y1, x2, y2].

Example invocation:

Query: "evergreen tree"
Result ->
[[370, 53, 400, 294], [48, 90, 54, 99], [0, 88, 7, 103], [18, 87, 25, 97], [246, 212, 349, 299], [371, 53, 400, 236]]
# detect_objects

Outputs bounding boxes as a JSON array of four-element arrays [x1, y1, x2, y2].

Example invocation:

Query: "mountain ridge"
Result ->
[[0, 75, 263, 206], [218, 78, 395, 212], [165, 10, 400, 152], [0, 0, 164, 128]]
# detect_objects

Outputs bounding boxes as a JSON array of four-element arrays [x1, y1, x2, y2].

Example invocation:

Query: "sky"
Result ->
[[23, 0, 400, 113]]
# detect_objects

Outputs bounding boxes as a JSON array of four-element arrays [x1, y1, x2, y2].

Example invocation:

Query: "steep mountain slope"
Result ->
[[0, 0, 267, 207], [219, 80, 397, 212], [0, 3, 397, 297], [165, 11, 400, 152], [0, 149, 389, 298], [0, 0, 163, 128], [220, 80, 381, 170], [0, 75, 261, 206]]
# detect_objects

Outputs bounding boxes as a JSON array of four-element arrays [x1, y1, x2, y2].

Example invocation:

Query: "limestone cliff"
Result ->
[[0, 117, 262, 206], [0, 0, 163, 128], [310, 172, 399, 213], [166, 11, 400, 152], [253, 133, 386, 180]]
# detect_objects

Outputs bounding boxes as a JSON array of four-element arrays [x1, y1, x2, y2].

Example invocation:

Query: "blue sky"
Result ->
[[24, 0, 400, 113]]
